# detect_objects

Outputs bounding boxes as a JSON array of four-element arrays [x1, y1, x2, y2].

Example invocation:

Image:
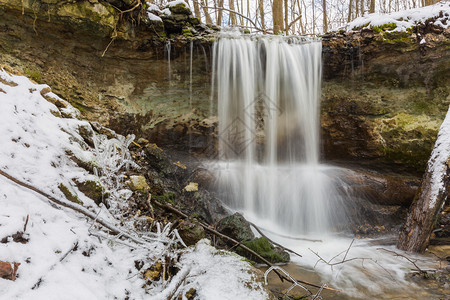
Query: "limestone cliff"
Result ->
[[0, 0, 448, 174]]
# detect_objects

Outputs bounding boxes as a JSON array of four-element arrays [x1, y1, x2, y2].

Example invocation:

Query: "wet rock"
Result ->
[[216, 213, 255, 242], [180, 189, 227, 224], [177, 219, 206, 246], [144, 144, 177, 177]]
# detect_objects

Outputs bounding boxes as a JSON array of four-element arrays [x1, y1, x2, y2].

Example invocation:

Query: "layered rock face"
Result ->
[[322, 25, 450, 173], [0, 0, 216, 151], [1, 0, 449, 174]]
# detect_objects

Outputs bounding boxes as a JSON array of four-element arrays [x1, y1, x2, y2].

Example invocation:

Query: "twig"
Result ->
[[248, 222, 302, 258], [377, 248, 425, 273], [23, 215, 29, 232], [152, 199, 340, 292], [60, 241, 78, 262], [264, 266, 312, 296], [309, 247, 395, 280], [102, 37, 116, 57], [201, 6, 262, 31], [249, 225, 322, 243], [341, 238, 354, 263], [310, 248, 371, 267]]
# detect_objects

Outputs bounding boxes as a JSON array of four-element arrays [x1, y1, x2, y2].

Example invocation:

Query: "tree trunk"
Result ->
[[229, 0, 237, 25], [202, 0, 213, 23], [217, 0, 224, 25], [192, 0, 202, 19], [322, 0, 328, 33], [347, 0, 353, 22], [273, 0, 284, 33], [369, 0, 375, 13], [284, 0, 288, 34], [259, 0, 265, 32], [397, 106, 450, 253]]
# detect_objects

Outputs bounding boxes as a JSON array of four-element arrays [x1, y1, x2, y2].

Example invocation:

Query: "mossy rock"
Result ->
[[177, 219, 205, 246], [168, 3, 191, 15], [77, 180, 108, 206], [182, 27, 193, 37], [187, 17, 200, 26], [238, 237, 290, 264], [216, 213, 254, 242], [58, 183, 83, 205]]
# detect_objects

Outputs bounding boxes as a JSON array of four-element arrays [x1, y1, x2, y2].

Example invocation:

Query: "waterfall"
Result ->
[[212, 31, 347, 235]]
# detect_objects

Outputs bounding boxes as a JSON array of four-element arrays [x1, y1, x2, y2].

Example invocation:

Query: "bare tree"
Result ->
[[217, 0, 224, 25], [285, 0, 289, 34], [348, 0, 353, 21], [323, 0, 328, 32], [192, 0, 202, 19], [273, 0, 284, 33], [202, 0, 213, 23], [369, 0, 375, 12], [229, 0, 237, 25], [259, 0, 266, 31]]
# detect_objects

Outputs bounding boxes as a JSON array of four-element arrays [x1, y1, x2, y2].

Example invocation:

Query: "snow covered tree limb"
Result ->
[[0, 169, 145, 245], [397, 106, 450, 252]]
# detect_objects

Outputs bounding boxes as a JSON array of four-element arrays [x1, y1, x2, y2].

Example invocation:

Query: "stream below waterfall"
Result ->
[[209, 30, 449, 299]]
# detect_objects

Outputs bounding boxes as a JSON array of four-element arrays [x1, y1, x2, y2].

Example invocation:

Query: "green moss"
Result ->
[[372, 22, 397, 32], [238, 237, 289, 264], [379, 113, 441, 172], [24, 68, 42, 83], [169, 3, 191, 15], [70, 100, 87, 114], [188, 17, 200, 25], [182, 27, 193, 37], [77, 180, 108, 206], [352, 22, 370, 31], [58, 183, 83, 205], [153, 192, 176, 205]]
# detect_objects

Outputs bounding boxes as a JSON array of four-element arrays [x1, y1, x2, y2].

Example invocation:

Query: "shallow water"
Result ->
[[247, 216, 450, 299]]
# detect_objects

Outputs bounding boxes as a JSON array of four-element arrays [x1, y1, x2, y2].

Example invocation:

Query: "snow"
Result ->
[[162, 8, 172, 16], [148, 12, 163, 22], [0, 69, 269, 299], [166, 0, 188, 8], [428, 105, 450, 209], [345, 1, 450, 32], [146, 2, 163, 21]]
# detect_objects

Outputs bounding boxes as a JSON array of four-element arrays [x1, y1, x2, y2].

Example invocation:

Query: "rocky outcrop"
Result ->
[[0, 0, 216, 152], [322, 24, 450, 173], [1, 0, 449, 178]]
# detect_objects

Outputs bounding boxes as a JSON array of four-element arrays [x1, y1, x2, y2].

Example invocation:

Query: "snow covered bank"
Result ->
[[0, 69, 269, 299], [345, 1, 450, 32]]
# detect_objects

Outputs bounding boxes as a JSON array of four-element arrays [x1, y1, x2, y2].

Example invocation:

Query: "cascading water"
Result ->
[[212, 31, 348, 235], [209, 31, 443, 299]]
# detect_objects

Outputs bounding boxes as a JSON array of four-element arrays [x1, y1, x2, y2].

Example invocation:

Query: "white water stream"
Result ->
[[213, 31, 346, 235], [210, 31, 444, 299]]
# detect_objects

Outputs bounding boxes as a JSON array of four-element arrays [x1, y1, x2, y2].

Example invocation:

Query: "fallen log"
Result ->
[[397, 106, 450, 252], [152, 199, 341, 293]]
